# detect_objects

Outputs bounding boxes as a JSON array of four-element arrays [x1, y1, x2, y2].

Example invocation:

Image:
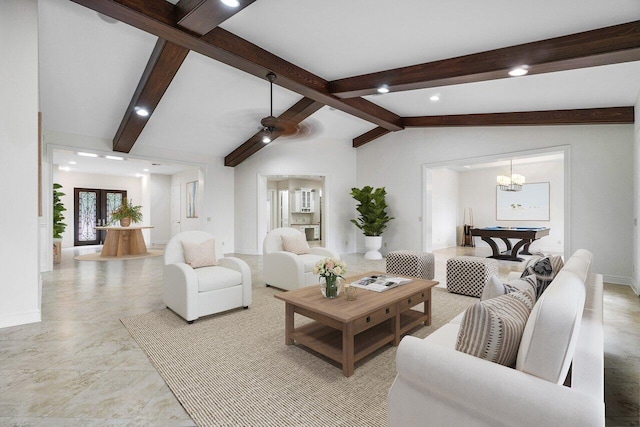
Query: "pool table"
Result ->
[[470, 226, 550, 262]]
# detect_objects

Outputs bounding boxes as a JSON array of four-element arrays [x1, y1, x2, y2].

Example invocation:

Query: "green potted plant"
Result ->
[[53, 183, 67, 264], [109, 198, 143, 227], [350, 186, 394, 259]]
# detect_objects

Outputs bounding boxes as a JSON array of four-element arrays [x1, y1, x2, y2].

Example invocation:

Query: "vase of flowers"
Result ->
[[314, 258, 347, 299]]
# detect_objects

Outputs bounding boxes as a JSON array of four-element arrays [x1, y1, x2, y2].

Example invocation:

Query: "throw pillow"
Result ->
[[481, 274, 537, 301], [521, 255, 564, 298], [181, 239, 217, 268], [281, 233, 310, 255], [456, 285, 536, 367]]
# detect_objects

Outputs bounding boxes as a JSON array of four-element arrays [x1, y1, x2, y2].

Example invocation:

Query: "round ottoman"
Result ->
[[446, 256, 499, 297], [386, 250, 435, 280]]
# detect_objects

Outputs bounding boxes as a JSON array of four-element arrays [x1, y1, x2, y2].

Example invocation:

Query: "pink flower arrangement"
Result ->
[[313, 258, 347, 280]]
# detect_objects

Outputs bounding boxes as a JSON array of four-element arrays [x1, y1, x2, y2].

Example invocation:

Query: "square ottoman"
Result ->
[[446, 256, 499, 297], [386, 250, 435, 280]]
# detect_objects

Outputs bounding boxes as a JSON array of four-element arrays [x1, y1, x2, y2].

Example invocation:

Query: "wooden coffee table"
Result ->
[[274, 272, 438, 377]]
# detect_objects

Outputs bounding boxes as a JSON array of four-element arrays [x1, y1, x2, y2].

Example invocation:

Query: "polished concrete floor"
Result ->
[[0, 246, 637, 426]]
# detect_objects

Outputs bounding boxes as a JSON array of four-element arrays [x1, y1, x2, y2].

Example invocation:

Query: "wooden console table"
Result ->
[[275, 272, 438, 377], [95, 226, 153, 257]]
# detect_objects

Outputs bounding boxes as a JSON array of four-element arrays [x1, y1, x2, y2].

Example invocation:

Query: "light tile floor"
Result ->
[[0, 245, 637, 426]]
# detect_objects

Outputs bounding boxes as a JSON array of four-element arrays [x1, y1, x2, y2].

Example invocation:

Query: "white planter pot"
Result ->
[[364, 236, 383, 260]]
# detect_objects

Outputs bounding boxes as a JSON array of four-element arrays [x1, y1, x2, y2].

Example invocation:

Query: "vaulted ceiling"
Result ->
[[39, 0, 640, 167]]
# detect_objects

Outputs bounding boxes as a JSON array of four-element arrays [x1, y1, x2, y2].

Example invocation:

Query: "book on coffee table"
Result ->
[[349, 275, 412, 292]]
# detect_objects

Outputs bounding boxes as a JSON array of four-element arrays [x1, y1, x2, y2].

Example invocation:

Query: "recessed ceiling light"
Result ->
[[221, 0, 240, 7], [135, 173, 144, 178], [377, 85, 390, 94], [105, 155, 123, 161], [508, 66, 529, 77], [68, 161, 76, 165], [430, 94, 440, 102], [262, 135, 272, 144], [135, 108, 149, 117], [59, 166, 70, 171], [143, 168, 149, 172], [77, 152, 98, 157]]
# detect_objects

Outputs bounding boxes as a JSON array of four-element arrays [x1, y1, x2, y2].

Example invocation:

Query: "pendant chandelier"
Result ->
[[497, 159, 525, 192]]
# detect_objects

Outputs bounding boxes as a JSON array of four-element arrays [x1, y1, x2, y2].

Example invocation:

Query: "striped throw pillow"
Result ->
[[481, 274, 537, 301], [456, 285, 536, 367]]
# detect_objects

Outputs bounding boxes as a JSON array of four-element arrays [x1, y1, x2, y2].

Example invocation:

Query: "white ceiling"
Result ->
[[53, 149, 193, 177], [38, 0, 640, 161]]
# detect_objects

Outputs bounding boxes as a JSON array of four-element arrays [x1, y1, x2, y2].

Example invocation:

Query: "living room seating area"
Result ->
[[389, 249, 604, 426]]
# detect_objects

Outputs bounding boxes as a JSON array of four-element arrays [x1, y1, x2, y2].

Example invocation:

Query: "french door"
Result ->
[[74, 188, 127, 246]]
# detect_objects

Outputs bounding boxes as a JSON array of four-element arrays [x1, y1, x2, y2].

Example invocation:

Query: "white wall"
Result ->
[[357, 125, 634, 284], [150, 174, 172, 244], [457, 159, 564, 253], [234, 138, 357, 255], [0, 0, 41, 328], [431, 168, 459, 250], [53, 169, 146, 247]]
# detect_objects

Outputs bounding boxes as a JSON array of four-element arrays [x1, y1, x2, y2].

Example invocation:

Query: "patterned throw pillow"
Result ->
[[456, 285, 536, 367], [480, 275, 537, 301], [281, 233, 310, 255], [521, 255, 564, 298], [181, 239, 217, 268]]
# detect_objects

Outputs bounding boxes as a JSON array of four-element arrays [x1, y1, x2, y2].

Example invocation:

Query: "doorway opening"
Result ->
[[422, 147, 570, 259], [73, 188, 126, 246], [258, 174, 326, 252]]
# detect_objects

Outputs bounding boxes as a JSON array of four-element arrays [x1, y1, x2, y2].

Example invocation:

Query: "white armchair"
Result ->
[[263, 227, 340, 291], [163, 231, 252, 323]]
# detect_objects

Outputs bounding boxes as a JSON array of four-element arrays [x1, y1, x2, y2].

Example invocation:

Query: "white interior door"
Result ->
[[171, 184, 181, 236]]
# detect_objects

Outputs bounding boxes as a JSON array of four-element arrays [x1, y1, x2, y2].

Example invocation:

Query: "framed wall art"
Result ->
[[186, 181, 198, 218], [496, 182, 550, 221]]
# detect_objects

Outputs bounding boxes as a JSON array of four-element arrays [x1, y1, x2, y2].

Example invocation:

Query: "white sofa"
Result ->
[[163, 231, 252, 323], [388, 249, 604, 427], [263, 227, 340, 291]]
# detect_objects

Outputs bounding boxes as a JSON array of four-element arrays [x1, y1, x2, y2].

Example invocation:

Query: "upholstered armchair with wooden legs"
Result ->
[[163, 231, 252, 323], [263, 227, 340, 291]]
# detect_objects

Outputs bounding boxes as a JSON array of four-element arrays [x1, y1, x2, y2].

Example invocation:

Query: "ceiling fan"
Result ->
[[259, 72, 317, 143]]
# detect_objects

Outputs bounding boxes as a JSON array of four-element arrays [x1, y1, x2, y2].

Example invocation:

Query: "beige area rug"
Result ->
[[74, 249, 163, 261], [121, 286, 476, 427]]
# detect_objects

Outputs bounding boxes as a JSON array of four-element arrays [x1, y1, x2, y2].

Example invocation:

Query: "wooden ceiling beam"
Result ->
[[176, 0, 257, 35], [402, 107, 634, 128], [353, 107, 634, 147], [113, 0, 257, 153], [353, 127, 391, 148], [225, 97, 324, 167], [330, 21, 640, 98], [70, 0, 403, 132], [113, 39, 189, 152]]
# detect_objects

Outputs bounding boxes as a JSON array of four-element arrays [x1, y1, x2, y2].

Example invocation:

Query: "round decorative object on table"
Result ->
[[344, 285, 357, 301], [320, 276, 342, 299], [119, 217, 131, 227]]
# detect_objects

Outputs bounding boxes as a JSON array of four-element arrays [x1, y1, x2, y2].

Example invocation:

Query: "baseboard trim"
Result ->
[[603, 274, 631, 286], [0, 310, 41, 329], [234, 248, 261, 255], [631, 277, 639, 295]]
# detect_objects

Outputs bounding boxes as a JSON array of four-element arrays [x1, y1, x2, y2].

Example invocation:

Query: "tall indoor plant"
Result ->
[[350, 186, 394, 259], [52, 183, 67, 264]]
